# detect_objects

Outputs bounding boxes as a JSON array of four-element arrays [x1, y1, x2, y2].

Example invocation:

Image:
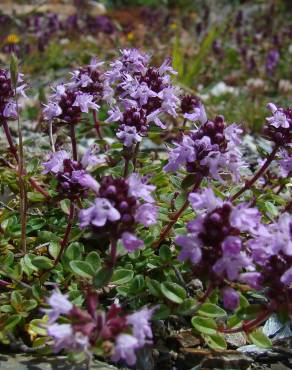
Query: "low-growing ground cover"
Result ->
[[0, 1, 291, 369]]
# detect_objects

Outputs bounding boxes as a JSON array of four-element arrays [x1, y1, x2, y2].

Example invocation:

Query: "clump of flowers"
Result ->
[[105, 49, 180, 146], [43, 58, 113, 126], [263, 103, 292, 146], [0, 68, 26, 122], [79, 173, 158, 251], [248, 213, 292, 314], [44, 290, 155, 365], [164, 111, 245, 182], [42, 147, 100, 199], [175, 188, 260, 310]]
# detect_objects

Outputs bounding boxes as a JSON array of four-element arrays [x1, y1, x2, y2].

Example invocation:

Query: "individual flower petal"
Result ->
[[223, 287, 239, 310], [175, 235, 202, 264], [128, 173, 155, 203], [79, 198, 120, 228], [121, 232, 143, 252], [112, 334, 139, 366], [135, 203, 158, 226], [127, 306, 155, 346], [42, 150, 70, 174]]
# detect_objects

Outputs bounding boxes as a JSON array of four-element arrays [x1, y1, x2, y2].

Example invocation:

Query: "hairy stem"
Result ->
[[49, 121, 55, 152], [54, 202, 75, 266], [109, 238, 118, 268], [93, 110, 103, 140], [132, 142, 140, 171], [15, 90, 27, 254], [2, 121, 50, 198], [231, 145, 279, 201], [70, 124, 78, 161], [153, 178, 202, 248]]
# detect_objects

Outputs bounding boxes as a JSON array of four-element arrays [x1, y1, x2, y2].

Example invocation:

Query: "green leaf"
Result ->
[[248, 329, 272, 348], [152, 305, 171, 320], [203, 333, 227, 350], [93, 268, 113, 288], [29, 318, 48, 336], [111, 269, 134, 285], [198, 303, 226, 318], [4, 314, 22, 330], [85, 251, 101, 270], [65, 242, 84, 260], [161, 282, 186, 304], [31, 256, 54, 270], [69, 261, 95, 278], [48, 242, 60, 259], [159, 245, 172, 262], [237, 305, 263, 320], [129, 275, 145, 293], [176, 298, 198, 316], [146, 278, 161, 297], [11, 291, 22, 309], [191, 316, 218, 335], [181, 174, 197, 189]]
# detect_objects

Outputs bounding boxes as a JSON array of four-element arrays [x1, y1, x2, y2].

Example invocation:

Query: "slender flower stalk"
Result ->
[[70, 125, 78, 161], [2, 121, 50, 198], [153, 178, 202, 248], [109, 238, 118, 268], [15, 88, 27, 253], [231, 145, 279, 201], [54, 202, 75, 266], [93, 110, 103, 140]]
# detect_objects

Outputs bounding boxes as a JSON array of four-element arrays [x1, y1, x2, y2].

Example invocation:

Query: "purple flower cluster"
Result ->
[[44, 290, 154, 365], [175, 188, 261, 310], [263, 103, 292, 146], [42, 147, 100, 199], [43, 58, 112, 125], [79, 173, 158, 251], [105, 49, 180, 146], [248, 213, 292, 310], [164, 112, 245, 182], [0, 68, 26, 122]]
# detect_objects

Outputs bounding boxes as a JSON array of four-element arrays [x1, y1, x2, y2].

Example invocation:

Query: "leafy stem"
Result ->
[[93, 110, 103, 140], [231, 145, 279, 201], [153, 177, 202, 248], [54, 201, 75, 266]]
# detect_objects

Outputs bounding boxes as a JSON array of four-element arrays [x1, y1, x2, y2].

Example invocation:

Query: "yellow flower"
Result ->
[[170, 23, 177, 30], [127, 32, 134, 41], [6, 34, 20, 44]]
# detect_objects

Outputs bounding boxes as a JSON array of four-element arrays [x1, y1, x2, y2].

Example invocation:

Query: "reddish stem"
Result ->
[[70, 124, 78, 161], [219, 309, 271, 334], [2, 120, 19, 163], [93, 110, 103, 140], [231, 145, 279, 201], [109, 238, 118, 268], [54, 202, 75, 266], [153, 178, 202, 248], [2, 120, 50, 198]]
